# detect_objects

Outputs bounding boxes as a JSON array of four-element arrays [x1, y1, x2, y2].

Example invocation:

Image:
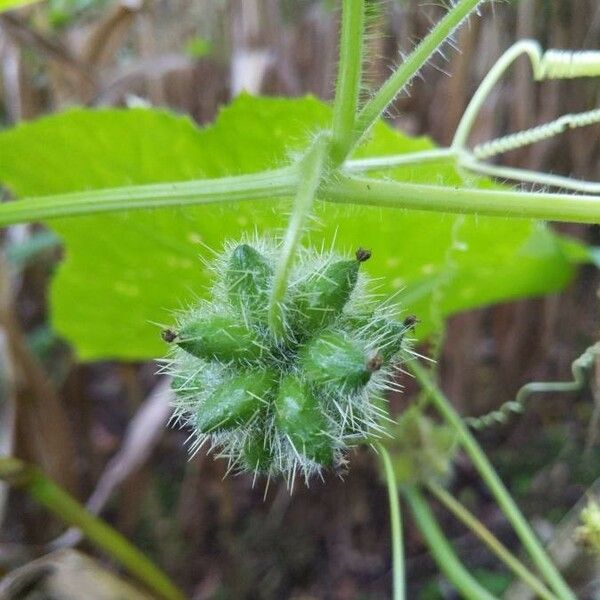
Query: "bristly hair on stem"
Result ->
[[269, 133, 330, 338], [345, 0, 486, 157], [330, 0, 366, 166]]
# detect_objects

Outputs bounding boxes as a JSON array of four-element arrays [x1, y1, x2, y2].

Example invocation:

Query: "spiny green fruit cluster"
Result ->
[[162, 237, 413, 485]]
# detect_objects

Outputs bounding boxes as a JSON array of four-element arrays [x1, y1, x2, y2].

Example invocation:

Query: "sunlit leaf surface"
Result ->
[[0, 0, 40, 13], [0, 95, 578, 359]]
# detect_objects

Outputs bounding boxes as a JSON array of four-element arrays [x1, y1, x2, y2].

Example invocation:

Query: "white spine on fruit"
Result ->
[[160, 235, 413, 486]]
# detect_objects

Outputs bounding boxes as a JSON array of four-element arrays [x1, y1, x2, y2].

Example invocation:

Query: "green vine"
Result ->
[[330, 0, 365, 165], [376, 442, 406, 600], [428, 481, 558, 600], [409, 360, 575, 600], [347, 0, 484, 155], [466, 342, 600, 429], [403, 485, 498, 600]]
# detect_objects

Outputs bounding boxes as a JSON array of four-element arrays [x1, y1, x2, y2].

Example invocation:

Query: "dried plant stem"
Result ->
[[0, 457, 186, 600]]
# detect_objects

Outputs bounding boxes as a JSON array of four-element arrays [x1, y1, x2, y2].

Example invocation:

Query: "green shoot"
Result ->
[[330, 0, 365, 165], [428, 481, 559, 600], [409, 361, 576, 600], [348, 0, 484, 155], [376, 442, 405, 600], [403, 485, 498, 600]]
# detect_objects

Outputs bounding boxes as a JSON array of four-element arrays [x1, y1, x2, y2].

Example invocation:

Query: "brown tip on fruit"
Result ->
[[366, 352, 384, 372], [403, 315, 419, 329], [161, 328, 178, 343], [355, 247, 371, 263]]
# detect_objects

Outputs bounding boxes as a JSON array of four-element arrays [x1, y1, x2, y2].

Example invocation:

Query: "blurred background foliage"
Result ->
[[0, 0, 599, 598]]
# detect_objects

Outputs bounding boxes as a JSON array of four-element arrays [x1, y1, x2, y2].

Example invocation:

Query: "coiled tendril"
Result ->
[[466, 342, 600, 430]]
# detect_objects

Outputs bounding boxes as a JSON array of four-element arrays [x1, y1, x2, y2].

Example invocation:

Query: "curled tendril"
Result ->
[[472, 108, 600, 161], [465, 342, 600, 430]]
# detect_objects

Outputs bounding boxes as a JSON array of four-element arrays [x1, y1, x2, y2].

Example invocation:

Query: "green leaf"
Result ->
[[0, 95, 580, 360], [0, 0, 40, 12]]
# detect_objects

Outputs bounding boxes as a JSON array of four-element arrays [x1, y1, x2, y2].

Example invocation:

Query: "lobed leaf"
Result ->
[[0, 95, 581, 359]]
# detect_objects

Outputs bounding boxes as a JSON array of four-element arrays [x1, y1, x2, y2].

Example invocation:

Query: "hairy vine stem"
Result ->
[[0, 166, 298, 225], [268, 135, 329, 338], [459, 155, 600, 194], [348, 0, 484, 156], [330, 0, 365, 166], [323, 174, 600, 223], [346, 147, 600, 194], [2, 167, 600, 227]]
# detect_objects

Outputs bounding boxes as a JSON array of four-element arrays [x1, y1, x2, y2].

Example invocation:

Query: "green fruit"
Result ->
[[174, 315, 266, 362], [347, 313, 406, 360], [275, 375, 333, 465], [294, 248, 370, 332], [242, 432, 273, 472], [300, 330, 380, 390], [171, 372, 201, 397], [377, 320, 407, 360], [342, 394, 387, 437], [164, 238, 402, 481], [196, 370, 277, 433], [226, 244, 273, 316]]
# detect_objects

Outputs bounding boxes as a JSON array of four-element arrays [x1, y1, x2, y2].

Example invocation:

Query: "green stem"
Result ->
[[459, 155, 600, 195], [345, 148, 458, 172], [0, 457, 186, 600], [321, 174, 600, 224], [2, 163, 600, 228], [452, 40, 543, 150], [330, 0, 365, 166], [0, 167, 297, 226], [427, 481, 559, 600], [347, 0, 482, 155], [402, 485, 498, 600], [409, 361, 576, 600], [376, 442, 405, 600], [346, 149, 600, 194], [268, 135, 329, 337]]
